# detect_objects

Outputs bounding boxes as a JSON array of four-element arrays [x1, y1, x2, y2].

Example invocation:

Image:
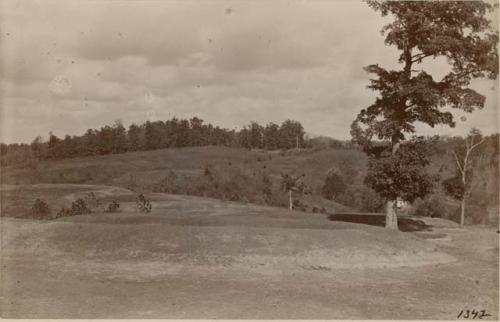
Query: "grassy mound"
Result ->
[[2, 189, 455, 282]]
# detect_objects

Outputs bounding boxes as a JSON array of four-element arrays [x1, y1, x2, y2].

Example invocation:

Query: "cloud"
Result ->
[[0, 0, 498, 143]]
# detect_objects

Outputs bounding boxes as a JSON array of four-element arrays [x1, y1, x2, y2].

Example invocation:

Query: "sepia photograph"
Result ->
[[0, 0, 499, 319]]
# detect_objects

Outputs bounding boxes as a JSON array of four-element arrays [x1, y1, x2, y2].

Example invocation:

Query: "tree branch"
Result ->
[[470, 137, 485, 151], [411, 53, 433, 63], [451, 150, 464, 175]]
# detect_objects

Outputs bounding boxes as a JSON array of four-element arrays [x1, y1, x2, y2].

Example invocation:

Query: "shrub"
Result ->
[[56, 207, 72, 218], [261, 173, 273, 197], [336, 185, 385, 212], [31, 198, 51, 219], [84, 192, 101, 210], [70, 198, 92, 215], [292, 199, 308, 211], [409, 195, 448, 218], [359, 187, 385, 212], [322, 168, 346, 200], [442, 175, 466, 201], [136, 194, 152, 213], [204, 164, 214, 178], [105, 200, 121, 213], [55, 198, 92, 218]]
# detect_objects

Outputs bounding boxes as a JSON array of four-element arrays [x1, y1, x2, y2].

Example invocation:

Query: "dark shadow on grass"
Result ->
[[328, 213, 433, 232]]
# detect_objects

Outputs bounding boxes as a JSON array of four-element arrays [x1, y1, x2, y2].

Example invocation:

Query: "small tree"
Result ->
[[443, 129, 485, 225], [32, 199, 51, 219], [321, 167, 346, 200], [280, 173, 306, 211], [364, 138, 436, 229]]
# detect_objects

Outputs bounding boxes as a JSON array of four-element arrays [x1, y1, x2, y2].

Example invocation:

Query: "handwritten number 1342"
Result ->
[[457, 309, 491, 319]]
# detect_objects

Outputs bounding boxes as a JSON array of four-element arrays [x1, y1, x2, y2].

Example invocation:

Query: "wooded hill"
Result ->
[[1, 117, 333, 166], [1, 124, 498, 225]]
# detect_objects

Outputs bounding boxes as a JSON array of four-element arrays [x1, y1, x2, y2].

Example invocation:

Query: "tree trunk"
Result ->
[[289, 190, 293, 211], [386, 133, 401, 230], [461, 171, 467, 226], [385, 200, 398, 229], [460, 197, 466, 226]]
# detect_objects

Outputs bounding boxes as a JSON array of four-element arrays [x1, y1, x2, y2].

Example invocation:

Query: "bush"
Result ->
[[31, 198, 51, 219], [56, 198, 91, 218], [442, 175, 466, 201], [261, 173, 273, 197], [336, 185, 385, 212], [56, 207, 72, 218], [322, 168, 346, 200], [409, 195, 448, 218], [292, 199, 308, 211], [71, 198, 92, 215], [136, 194, 152, 213], [84, 192, 101, 210], [105, 200, 121, 213]]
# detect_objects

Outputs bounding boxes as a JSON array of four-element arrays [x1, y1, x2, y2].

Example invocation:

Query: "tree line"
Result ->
[[0, 117, 309, 165]]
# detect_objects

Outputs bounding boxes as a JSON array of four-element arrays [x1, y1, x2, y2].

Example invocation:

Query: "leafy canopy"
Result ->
[[442, 175, 468, 201], [364, 138, 437, 203], [322, 168, 347, 200], [354, 1, 498, 144]]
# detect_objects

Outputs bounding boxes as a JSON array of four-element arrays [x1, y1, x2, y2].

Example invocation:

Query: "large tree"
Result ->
[[353, 1, 498, 229]]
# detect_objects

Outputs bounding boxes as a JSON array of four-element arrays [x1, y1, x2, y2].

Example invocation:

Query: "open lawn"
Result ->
[[1, 184, 498, 319]]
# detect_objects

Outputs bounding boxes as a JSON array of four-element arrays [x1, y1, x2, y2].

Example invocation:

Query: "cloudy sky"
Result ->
[[1, 0, 498, 143]]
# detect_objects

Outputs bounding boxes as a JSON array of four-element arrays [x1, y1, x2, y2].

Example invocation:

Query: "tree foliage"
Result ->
[[352, 1, 497, 229], [442, 174, 467, 201], [321, 167, 346, 200], [364, 138, 436, 203], [353, 1, 498, 149], [1, 117, 307, 165]]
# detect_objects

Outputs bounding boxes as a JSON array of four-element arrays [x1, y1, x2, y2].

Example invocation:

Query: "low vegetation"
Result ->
[[57, 198, 92, 218], [31, 198, 51, 219], [1, 132, 498, 224], [136, 194, 152, 213], [105, 201, 121, 213]]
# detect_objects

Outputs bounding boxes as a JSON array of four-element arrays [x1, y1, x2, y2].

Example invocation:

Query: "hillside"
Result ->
[[1, 146, 366, 214], [2, 143, 498, 223]]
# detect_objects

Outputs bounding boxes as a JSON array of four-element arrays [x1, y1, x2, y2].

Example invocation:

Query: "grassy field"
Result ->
[[1, 183, 497, 319], [0, 184, 133, 219], [1, 148, 498, 318], [4, 145, 496, 221], [1, 146, 363, 213]]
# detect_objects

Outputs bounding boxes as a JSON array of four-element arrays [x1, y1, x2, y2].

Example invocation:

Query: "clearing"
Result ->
[[1, 184, 498, 319]]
